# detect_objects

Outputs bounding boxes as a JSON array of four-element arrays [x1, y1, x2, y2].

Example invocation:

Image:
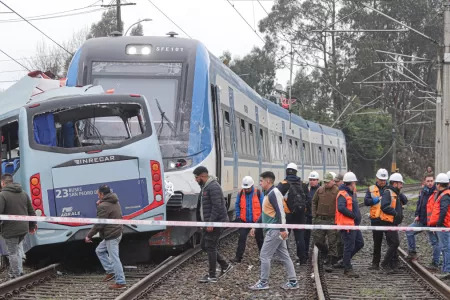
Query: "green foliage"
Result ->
[[130, 22, 144, 36], [87, 8, 123, 38]]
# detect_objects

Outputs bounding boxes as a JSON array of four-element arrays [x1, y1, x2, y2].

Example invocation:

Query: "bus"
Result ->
[[0, 72, 166, 262], [66, 34, 347, 248]]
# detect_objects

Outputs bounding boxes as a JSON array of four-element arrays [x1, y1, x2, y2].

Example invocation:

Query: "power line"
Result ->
[[0, 8, 106, 23], [0, 49, 30, 71], [0, 69, 27, 73], [0, 1, 72, 55], [146, 0, 192, 38], [227, 0, 265, 43]]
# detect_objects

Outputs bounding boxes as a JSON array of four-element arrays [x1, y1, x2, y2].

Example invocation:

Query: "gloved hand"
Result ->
[[372, 196, 380, 204]]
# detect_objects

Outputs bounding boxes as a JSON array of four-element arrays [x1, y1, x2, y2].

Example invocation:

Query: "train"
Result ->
[[65, 32, 347, 251]]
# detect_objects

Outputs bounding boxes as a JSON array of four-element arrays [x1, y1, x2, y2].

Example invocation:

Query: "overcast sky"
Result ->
[[0, 0, 292, 91]]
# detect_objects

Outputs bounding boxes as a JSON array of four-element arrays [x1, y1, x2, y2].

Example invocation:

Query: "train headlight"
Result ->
[[141, 47, 151, 55], [126, 44, 152, 55], [127, 46, 137, 55]]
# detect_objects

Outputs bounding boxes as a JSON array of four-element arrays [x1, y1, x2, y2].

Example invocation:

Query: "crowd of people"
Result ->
[[193, 164, 450, 290]]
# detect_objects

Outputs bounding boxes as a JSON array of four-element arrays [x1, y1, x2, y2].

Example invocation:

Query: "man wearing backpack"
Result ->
[[277, 163, 308, 265], [312, 172, 339, 271], [231, 176, 264, 263]]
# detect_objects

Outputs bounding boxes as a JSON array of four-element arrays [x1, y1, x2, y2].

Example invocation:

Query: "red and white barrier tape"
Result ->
[[1, 214, 450, 232]]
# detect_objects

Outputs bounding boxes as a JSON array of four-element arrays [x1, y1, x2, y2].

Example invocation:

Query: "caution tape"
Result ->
[[1, 214, 450, 232]]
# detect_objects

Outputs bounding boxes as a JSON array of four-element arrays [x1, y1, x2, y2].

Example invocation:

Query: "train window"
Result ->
[[278, 136, 283, 160], [318, 146, 323, 164], [248, 123, 255, 157], [302, 143, 306, 163], [224, 111, 230, 125], [327, 148, 331, 165], [341, 149, 346, 165], [240, 119, 245, 131], [288, 139, 293, 161], [260, 129, 264, 159], [238, 118, 246, 155], [333, 148, 337, 165]]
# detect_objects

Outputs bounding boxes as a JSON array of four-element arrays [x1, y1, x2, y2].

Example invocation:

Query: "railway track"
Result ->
[[313, 200, 450, 300], [0, 229, 236, 300]]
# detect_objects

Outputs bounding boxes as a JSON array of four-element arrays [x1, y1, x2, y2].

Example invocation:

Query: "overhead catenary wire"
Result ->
[[0, 1, 72, 55], [146, 0, 192, 39], [0, 49, 30, 71], [0, 8, 106, 23]]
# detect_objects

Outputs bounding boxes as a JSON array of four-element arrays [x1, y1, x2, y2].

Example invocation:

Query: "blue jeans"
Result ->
[[437, 231, 450, 273], [95, 235, 126, 284], [406, 222, 441, 265]]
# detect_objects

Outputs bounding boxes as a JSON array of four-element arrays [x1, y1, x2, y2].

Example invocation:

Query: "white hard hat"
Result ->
[[343, 172, 357, 182], [389, 173, 404, 183], [287, 163, 298, 171], [446, 171, 450, 181], [308, 171, 320, 180], [329, 172, 337, 180], [376, 168, 389, 180], [241, 176, 254, 188], [435, 173, 449, 184]]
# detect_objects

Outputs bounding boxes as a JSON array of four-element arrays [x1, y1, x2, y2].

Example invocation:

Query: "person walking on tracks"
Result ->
[[364, 168, 389, 270], [0, 174, 37, 279], [335, 172, 364, 278], [249, 171, 298, 290], [333, 173, 344, 260], [193, 166, 232, 283], [379, 173, 408, 274], [231, 176, 264, 263], [427, 173, 450, 279], [277, 163, 308, 265], [305, 171, 320, 256], [312, 172, 340, 269], [85, 185, 126, 289], [405, 174, 440, 270]]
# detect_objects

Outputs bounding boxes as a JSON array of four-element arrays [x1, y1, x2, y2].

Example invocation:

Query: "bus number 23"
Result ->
[[55, 189, 69, 198]]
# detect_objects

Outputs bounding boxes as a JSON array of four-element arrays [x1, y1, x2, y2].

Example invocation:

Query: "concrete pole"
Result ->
[[441, 2, 450, 172]]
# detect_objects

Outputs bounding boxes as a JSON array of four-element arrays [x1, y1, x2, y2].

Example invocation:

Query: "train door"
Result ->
[[255, 106, 262, 176], [228, 87, 239, 190], [211, 84, 223, 183]]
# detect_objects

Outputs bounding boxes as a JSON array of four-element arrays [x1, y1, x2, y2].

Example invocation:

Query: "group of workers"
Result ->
[[194, 164, 450, 290]]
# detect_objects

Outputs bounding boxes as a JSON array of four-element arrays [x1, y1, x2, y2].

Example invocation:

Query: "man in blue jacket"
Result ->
[[232, 176, 264, 263], [405, 174, 440, 270]]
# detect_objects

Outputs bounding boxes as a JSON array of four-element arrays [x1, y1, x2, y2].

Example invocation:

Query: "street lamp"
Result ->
[[124, 18, 152, 36]]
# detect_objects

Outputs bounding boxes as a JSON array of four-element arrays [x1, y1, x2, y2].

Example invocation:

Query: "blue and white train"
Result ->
[[66, 33, 347, 248]]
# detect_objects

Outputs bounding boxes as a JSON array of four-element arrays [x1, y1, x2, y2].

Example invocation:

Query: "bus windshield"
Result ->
[[30, 100, 149, 150], [91, 62, 190, 159]]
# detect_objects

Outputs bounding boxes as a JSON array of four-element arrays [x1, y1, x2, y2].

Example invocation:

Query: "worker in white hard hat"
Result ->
[[363, 168, 389, 270], [404, 172, 439, 270], [276, 163, 308, 265], [379, 172, 408, 274], [427, 173, 450, 279], [312, 172, 340, 271], [232, 176, 264, 263], [305, 171, 320, 259], [334, 172, 364, 278]]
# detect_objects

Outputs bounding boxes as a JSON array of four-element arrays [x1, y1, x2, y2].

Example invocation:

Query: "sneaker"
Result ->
[[109, 283, 126, 290], [103, 274, 115, 282], [198, 274, 218, 283], [332, 260, 344, 269], [344, 269, 359, 278], [281, 280, 299, 290], [249, 280, 269, 290], [231, 257, 241, 263], [405, 251, 417, 261], [368, 263, 379, 270], [219, 264, 233, 278], [426, 262, 439, 271]]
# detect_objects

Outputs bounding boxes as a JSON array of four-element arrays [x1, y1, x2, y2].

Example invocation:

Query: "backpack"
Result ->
[[285, 181, 306, 214]]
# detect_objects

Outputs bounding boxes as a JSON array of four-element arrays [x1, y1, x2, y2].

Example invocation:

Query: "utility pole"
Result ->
[[440, 2, 450, 173], [436, 52, 442, 173], [101, 0, 136, 34], [288, 42, 294, 129]]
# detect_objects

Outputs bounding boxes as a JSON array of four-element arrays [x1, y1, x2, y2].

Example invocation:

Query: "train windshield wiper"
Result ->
[[155, 98, 175, 138]]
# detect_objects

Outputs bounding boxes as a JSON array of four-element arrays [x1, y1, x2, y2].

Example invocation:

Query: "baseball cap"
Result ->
[[335, 174, 344, 181], [323, 172, 334, 183]]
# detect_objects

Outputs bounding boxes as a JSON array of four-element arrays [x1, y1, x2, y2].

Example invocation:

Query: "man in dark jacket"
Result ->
[[0, 174, 36, 279], [85, 185, 125, 290], [405, 175, 440, 269], [194, 166, 232, 283], [305, 171, 320, 258], [379, 173, 408, 274], [277, 163, 307, 265]]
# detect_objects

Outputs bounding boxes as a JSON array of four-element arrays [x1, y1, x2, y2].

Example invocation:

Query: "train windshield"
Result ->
[[91, 62, 191, 159]]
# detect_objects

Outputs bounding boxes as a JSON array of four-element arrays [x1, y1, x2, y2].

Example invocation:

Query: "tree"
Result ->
[[27, 27, 89, 78], [87, 8, 122, 38], [220, 46, 276, 97], [130, 22, 144, 36]]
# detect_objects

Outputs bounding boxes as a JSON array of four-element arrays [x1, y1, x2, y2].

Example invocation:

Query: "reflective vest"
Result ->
[[380, 190, 397, 223], [426, 190, 438, 226], [335, 191, 354, 226], [428, 189, 450, 227], [239, 189, 262, 223], [369, 185, 381, 220]]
